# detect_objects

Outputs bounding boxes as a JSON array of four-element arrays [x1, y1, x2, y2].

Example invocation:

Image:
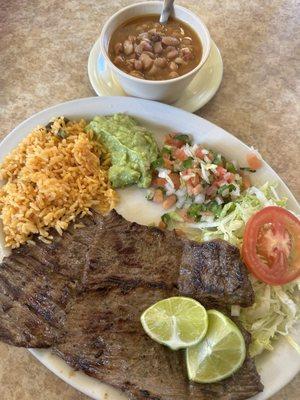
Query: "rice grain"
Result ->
[[0, 117, 117, 248]]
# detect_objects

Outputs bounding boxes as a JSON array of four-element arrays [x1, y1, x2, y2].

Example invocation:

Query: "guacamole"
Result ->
[[87, 114, 159, 188]]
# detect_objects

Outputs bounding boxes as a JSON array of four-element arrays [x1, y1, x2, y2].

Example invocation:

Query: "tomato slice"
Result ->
[[242, 206, 300, 285]]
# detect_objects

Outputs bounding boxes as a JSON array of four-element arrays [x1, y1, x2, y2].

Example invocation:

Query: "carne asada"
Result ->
[[0, 210, 263, 399]]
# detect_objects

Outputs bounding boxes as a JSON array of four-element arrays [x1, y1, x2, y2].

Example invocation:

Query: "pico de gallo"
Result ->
[[146, 132, 259, 227]]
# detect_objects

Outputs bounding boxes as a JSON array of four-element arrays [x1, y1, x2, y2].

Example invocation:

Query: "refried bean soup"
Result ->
[[108, 15, 202, 81]]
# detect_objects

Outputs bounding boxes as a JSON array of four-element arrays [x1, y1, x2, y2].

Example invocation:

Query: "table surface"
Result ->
[[0, 0, 299, 399]]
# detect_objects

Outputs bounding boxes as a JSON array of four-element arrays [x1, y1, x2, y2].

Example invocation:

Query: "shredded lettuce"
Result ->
[[181, 183, 300, 357], [240, 276, 300, 356], [188, 182, 288, 247]]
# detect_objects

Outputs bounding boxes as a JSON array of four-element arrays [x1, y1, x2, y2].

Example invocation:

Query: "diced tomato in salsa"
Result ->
[[247, 153, 262, 170], [164, 134, 184, 148], [206, 185, 218, 197], [192, 184, 202, 195], [195, 147, 205, 159], [162, 155, 173, 169], [224, 172, 235, 183], [215, 166, 227, 177], [177, 209, 194, 222], [190, 173, 200, 187], [172, 147, 188, 161], [149, 136, 246, 223]]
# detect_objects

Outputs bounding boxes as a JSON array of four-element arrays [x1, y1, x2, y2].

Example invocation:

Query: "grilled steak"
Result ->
[[83, 211, 254, 307], [53, 287, 262, 400], [0, 210, 263, 399]]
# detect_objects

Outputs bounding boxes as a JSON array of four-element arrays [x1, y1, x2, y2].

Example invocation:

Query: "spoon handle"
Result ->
[[159, 0, 175, 24]]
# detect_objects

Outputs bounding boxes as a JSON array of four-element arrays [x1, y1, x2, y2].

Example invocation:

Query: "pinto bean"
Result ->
[[158, 220, 166, 230], [134, 60, 143, 70], [150, 33, 161, 42], [162, 36, 180, 46], [153, 189, 164, 203], [165, 46, 176, 53], [169, 61, 178, 71], [140, 40, 153, 52], [153, 41, 163, 54], [123, 39, 133, 55], [126, 58, 135, 68], [134, 43, 143, 55], [180, 47, 193, 61], [147, 64, 159, 76], [138, 32, 149, 40], [167, 49, 178, 59], [128, 35, 136, 42], [168, 172, 181, 190], [162, 194, 177, 209], [139, 53, 153, 70], [142, 51, 155, 59], [114, 42, 123, 55], [174, 57, 185, 65], [129, 70, 144, 79], [169, 71, 179, 78], [171, 31, 182, 39], [113, 55, 124, 66], [182, 37, 192, 45], [154, 57, 167, 67]]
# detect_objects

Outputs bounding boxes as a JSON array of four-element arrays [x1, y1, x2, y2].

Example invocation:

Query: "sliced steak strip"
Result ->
[[53, 287, 262, 400], [13, 212, 101, 284], [0, 209, 262, 399], [83, 211, 182, 292], [83, 210, 254, 308], [179, 239, 254, 307], [0, 212, 99, 347], [0, 254, 72, 347]]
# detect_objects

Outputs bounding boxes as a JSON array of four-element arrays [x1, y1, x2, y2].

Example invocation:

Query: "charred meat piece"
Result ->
[[0, 212, 99, 347], [0, 252, 72, 347], [54, 287, 262, 400], [83, 211, 254, 308], [83, 211, 182, 292], [180, 239, 254, 308], [0, 210, 262, 399]]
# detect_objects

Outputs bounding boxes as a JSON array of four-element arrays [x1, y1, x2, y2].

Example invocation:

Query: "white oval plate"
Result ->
[[88, 38, 223, 113], [0, 97, 299, 400]]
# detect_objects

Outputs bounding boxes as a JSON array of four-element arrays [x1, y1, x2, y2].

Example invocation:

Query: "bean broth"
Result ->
[[108, 15, 202, 81]]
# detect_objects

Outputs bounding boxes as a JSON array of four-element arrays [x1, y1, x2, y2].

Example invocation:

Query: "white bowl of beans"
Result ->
[[100, 1, 211, 103]]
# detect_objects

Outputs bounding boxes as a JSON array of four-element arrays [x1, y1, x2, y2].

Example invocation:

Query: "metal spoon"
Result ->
[[159, 0, 175, 24]]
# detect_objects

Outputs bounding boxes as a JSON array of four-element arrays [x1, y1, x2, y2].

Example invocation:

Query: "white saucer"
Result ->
[[88, 38, 223, 112]]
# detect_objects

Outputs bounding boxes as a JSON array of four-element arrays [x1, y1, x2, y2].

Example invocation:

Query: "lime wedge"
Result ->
[[140, 297, 208, 350], [186, 310, 246, 383]]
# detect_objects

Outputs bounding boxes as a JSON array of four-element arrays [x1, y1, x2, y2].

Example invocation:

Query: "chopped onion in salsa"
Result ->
[[147, 133, 256, 226]]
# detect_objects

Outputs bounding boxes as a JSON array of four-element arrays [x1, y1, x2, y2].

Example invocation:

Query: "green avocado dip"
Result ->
[[87, 114, 159, 188]]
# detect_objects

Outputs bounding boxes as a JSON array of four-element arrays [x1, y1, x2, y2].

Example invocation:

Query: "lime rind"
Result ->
[[140, 297, 208, 350]]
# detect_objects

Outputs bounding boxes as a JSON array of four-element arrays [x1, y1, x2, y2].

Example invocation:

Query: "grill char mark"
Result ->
[[0, 210, 262, 399]]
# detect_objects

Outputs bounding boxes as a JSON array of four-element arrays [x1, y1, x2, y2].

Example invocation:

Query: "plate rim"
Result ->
[[0, 96, 299, 400]]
